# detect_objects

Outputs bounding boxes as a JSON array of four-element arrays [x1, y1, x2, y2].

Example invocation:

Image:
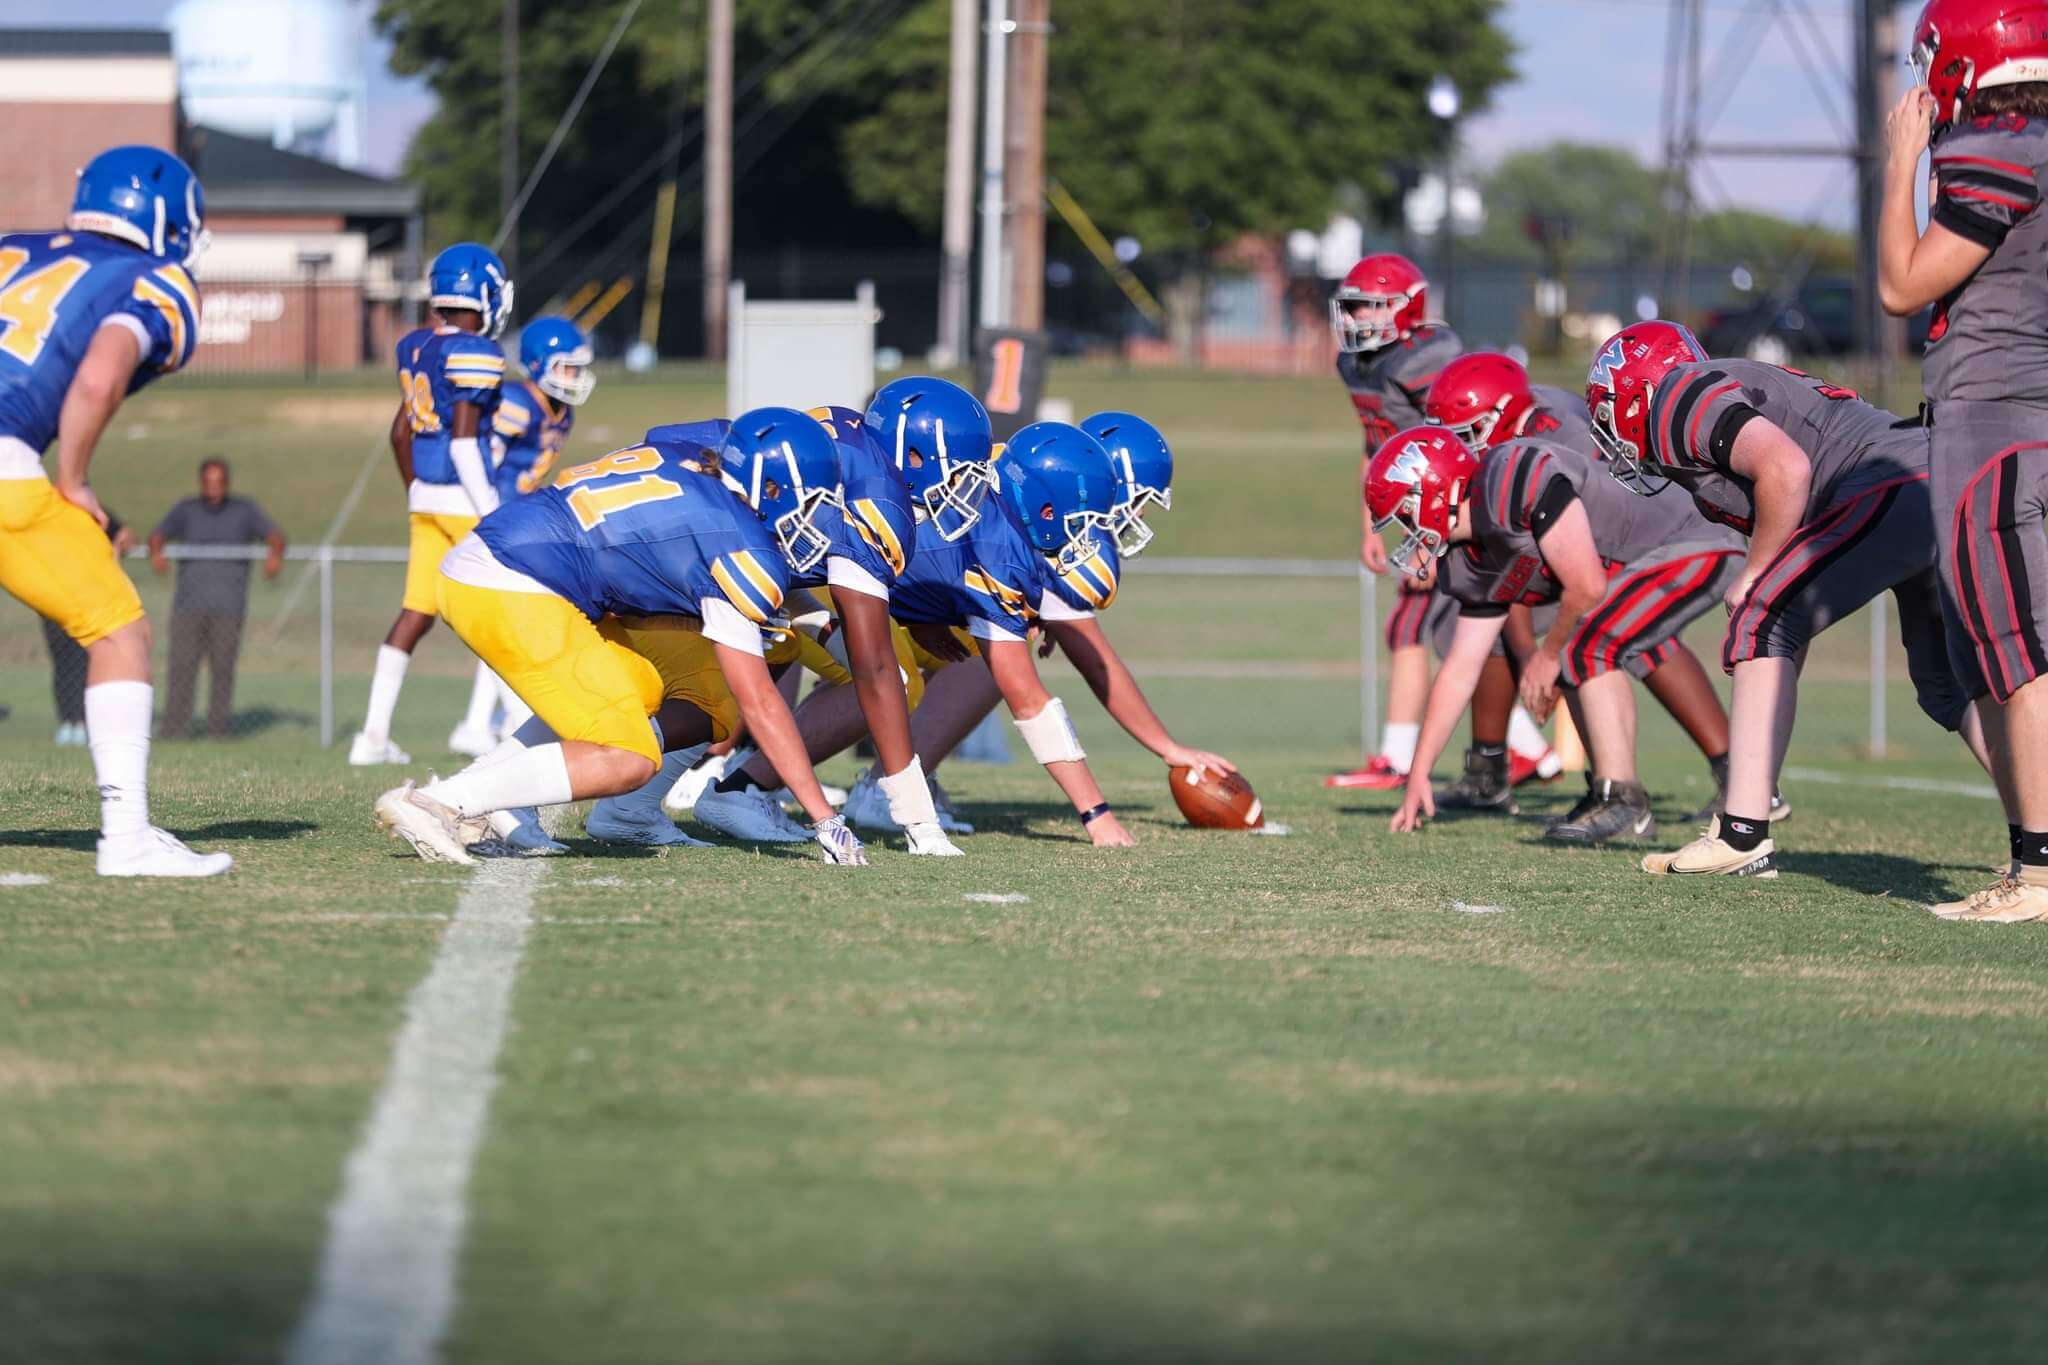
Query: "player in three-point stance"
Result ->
[[1374, 426, 1744, 845], [1428, 352, 1743, 824], [374, 409, 867, 866], [350, 243, 515, 768], [838, 408, 1238, 829], [1587, 321, 1987, 877], [1880, 0, 2048, 920], [0, 145, 227, 876]]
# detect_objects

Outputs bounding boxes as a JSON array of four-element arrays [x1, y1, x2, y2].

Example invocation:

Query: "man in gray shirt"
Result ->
[[149, 459, 285, 738]]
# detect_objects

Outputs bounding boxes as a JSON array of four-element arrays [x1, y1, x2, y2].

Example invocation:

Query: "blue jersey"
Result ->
[[890, 499, 1046, 637], [475, 438, 789, 628], [0, 231, 199, 452], [803, 405, 916, 594], [491, 378, 573, 499], [397, 325, 506, 487], [1037, 533, 1120, 615], [645, 418, 733, 448]]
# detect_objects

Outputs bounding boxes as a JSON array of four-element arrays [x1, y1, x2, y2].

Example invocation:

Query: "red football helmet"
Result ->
[[1364, 425, 1479, 579], [1584, 320, 1707, 495], [1424, 352, 1537, 450], [1913, 0, 2048, 126], [1330, 254, 1428, 354]]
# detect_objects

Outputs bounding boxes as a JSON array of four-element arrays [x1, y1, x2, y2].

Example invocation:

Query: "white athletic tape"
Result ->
[[1014, 696, 1086, 765], [878, 757, 940, 828], [284, 850, 548, 1365]]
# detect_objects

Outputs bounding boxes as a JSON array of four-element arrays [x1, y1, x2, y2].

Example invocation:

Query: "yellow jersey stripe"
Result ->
[[449, 373, 502, 389], [852, 498, 905, 574], [730, 550, 785, 609], [152, 263, 199, 317], [132, 277, 188, 366], [710, 559, 773, 623]]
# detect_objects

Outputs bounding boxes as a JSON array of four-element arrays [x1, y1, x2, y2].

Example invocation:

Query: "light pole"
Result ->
[[1427, 73, 1460, 330]]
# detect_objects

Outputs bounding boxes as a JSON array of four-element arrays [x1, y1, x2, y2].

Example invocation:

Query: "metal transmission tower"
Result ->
[[1656, 0, 1897, 356]]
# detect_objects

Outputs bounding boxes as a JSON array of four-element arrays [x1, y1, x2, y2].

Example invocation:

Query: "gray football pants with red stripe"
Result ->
[[1559, 542, 1745, 688], [1723, 468, 1971, 731], [1929, 400, 2048, 706]]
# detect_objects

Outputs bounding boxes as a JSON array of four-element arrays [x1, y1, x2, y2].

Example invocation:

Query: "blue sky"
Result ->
[[8, 0, 1899, 227]]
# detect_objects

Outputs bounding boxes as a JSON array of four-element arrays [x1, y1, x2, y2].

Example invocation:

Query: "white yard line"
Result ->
[[1781, 766, 2000, 801], [1449, 901, 1508, 915], [284, 854, 547, 1365]]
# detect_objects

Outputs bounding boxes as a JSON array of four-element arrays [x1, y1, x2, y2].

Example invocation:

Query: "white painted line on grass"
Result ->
[[0, 873, 51, 887], [964, 892, 1030, 904], [1450, 901, 1508, 915], [1781, 766, 1999, 801], [284, 854, 547, 1365]]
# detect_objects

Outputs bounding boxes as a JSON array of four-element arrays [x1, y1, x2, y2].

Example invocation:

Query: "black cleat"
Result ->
[[1545, 777, 1657, 846], [1435, 746, 1518, 815]]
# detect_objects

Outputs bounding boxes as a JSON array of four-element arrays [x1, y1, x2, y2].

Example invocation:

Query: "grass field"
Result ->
[[6, 363, 2048, 1363]]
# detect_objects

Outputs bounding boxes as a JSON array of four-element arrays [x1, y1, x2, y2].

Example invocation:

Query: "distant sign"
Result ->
[[200, 291, 285, 346]]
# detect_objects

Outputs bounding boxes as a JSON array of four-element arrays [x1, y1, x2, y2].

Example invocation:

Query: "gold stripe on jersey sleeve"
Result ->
[[131, 277, 188, 366]]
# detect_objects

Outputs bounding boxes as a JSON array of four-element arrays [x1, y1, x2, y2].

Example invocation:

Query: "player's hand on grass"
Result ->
[[1166, 746, 1239, 777], [58, 480, 108, 531], [904, 821, 965, 857], [1390, 775, 1434, 833], [1519, 646, 1562, 722], [812, 814, 868, 865], [908, 621, 971, 664], [1087, 811, 1135, 847]]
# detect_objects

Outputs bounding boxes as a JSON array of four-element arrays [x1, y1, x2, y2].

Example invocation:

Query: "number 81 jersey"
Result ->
[[475, 438, 793, 641], [0, 231, 199, 459]]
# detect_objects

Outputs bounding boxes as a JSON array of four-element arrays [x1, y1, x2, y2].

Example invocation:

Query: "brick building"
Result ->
[[0, 27, 422, 374]]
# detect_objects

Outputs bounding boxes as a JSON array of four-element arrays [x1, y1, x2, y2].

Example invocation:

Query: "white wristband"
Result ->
[[1013, 696, 1086, 765]]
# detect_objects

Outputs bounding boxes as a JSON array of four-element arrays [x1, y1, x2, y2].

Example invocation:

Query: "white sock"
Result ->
[[1507, 706, 1549, 760], [460, 661, 499, 732], [85, 681, 153, 840], [1379, 722, 1419, 772], [599, 743, 708, 818], [878, 756, 940, 827], [423, 741, 573, 819], [363, 644, 410, 741]]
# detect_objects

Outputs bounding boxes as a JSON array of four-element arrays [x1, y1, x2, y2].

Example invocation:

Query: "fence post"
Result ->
[[1359, 565, 1377, 761], [320, 548, 335, 749], [1869, 591, 1887, 758]]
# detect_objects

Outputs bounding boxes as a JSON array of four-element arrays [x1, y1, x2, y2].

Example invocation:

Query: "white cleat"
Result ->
[[96, 826, 233, 878], [662, 750, 731, 814], [349, 732, 412, 767], [446, 720, 498, 757], [819, 782, 849, 808], [692, 785, 813, 843], [374, 782, 476, 865], [840, 770, 900, 832], [904, 821, 966, 857]]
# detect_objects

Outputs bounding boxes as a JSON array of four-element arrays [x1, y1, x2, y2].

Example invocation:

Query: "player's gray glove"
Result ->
[[812, 814, 868, 865]]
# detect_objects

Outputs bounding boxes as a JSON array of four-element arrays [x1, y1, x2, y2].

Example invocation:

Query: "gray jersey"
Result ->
[[1642, 359, 1907, 533], [1440, 436, 1731, 613], [1335, 323, 1461, 454], [1527, 382, 1594, 453], [1923, 115, 2048, 404]]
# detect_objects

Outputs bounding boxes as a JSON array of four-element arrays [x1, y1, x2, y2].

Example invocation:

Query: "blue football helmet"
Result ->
[[518, 317, 595, 405], [68, 145, 208, 266], [863, 376, 994, 540], [719, 407, 846, 574], [997, 422, 1119, 573], [1081, 411, 1174, 557], [429, 243, 515, 338]]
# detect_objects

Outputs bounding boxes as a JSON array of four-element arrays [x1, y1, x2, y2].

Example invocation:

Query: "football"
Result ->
[[1168, 765, 1265, 830]]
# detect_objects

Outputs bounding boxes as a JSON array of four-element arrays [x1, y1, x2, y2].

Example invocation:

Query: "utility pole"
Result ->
[[977, 0, 1011, 334], [936, 0, 978, 366], [704, 0, 734, 362], [1004, 0, 1049, 331], [1855, 0, 1905, 367], [500, 0, 519, 282]]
